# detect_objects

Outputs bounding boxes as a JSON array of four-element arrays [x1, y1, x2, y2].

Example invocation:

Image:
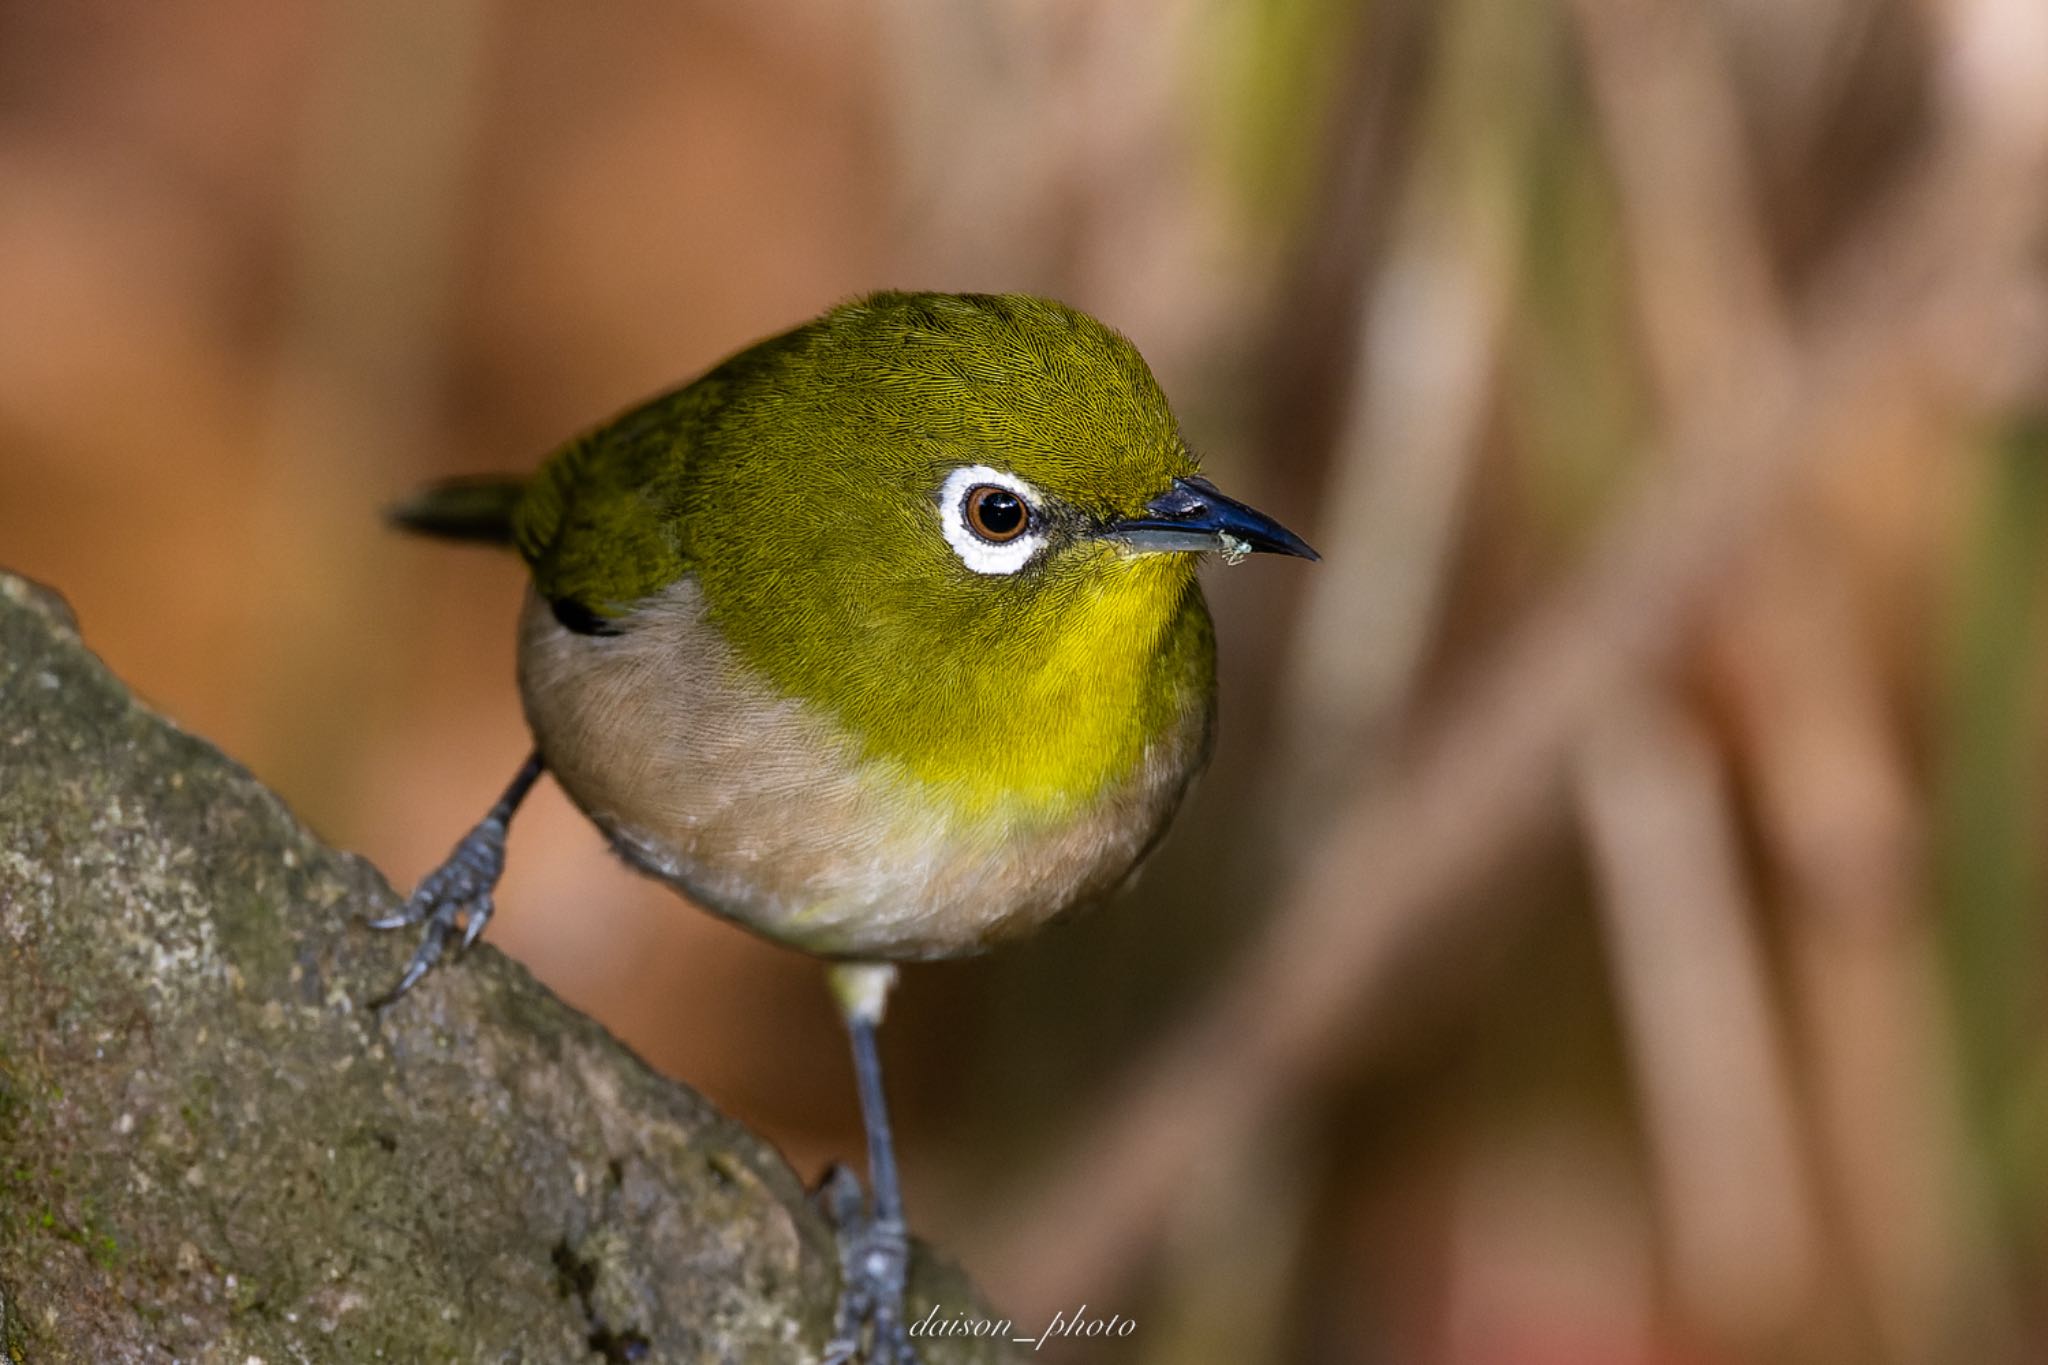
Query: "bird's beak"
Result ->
[[1102, 476, 1320, 562]]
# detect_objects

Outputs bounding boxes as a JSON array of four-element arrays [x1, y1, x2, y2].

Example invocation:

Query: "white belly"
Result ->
[[515, 581, 1206, 960]]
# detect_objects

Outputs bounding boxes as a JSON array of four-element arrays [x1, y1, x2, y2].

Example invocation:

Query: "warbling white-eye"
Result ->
[[371, 291, 1316, 1363]]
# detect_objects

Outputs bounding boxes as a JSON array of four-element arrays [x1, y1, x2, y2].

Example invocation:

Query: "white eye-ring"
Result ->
[[937, 465, 1046, 575]]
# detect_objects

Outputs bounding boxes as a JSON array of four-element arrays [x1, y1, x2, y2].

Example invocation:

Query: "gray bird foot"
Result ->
[[367, 813, 508, 1007], [815, 1165, 920, 1365]]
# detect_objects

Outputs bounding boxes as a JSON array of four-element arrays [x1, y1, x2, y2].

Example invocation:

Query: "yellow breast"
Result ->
[[515, 580, 1211, 960]]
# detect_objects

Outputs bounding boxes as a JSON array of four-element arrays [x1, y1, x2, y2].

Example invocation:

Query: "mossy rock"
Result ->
[[0, 571, 1015, 1364]]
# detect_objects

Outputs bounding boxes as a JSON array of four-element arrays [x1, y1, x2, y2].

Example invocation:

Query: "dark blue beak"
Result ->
[[1103, 476, 1319, 562]]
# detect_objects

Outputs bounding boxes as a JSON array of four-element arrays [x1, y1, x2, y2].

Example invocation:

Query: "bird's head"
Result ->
[[683, 291, 1315, 803]]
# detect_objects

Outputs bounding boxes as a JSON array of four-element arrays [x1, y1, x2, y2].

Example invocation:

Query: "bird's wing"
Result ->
[[513, 381, 717, 634]]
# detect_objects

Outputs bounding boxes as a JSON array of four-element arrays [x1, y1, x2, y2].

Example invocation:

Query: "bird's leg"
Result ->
[[820, 962, 920, 1365], [368, 750, 544, 1008]]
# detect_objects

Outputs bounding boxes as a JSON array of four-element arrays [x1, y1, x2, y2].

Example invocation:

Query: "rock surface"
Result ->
[[0, 571, 1016, 1364]]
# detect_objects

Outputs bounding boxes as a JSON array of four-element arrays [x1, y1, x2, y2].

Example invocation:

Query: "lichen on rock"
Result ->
[[0, 570, 1015, 1364]]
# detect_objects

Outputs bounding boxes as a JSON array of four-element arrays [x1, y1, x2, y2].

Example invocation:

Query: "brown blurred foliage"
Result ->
[[4, 2, 2047, 1362]]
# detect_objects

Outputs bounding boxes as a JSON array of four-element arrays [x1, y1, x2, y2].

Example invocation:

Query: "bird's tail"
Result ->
[[388, 475, 527, 546]]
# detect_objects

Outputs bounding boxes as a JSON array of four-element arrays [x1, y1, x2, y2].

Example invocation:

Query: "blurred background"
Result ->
[[3, 1, 2047, 1361]]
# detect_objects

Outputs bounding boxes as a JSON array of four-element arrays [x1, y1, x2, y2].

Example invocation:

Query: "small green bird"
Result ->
[[372, 291, 1314, 1363]]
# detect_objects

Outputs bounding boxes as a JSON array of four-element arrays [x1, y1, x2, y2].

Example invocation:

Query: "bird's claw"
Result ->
[[815, 1165, 920, 1365], [367, 815, 508, 1008]]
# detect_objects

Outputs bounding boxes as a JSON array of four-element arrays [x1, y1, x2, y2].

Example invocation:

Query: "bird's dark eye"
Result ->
[[964, 485, 1030, 543]]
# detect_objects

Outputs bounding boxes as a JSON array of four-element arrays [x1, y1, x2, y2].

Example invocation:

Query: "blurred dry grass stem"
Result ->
[[247, 0, 493, 818], [1578, 689, 1823, 1348], [1274, 0, 1536, 801], [1711, 537, 1998, 1363]]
